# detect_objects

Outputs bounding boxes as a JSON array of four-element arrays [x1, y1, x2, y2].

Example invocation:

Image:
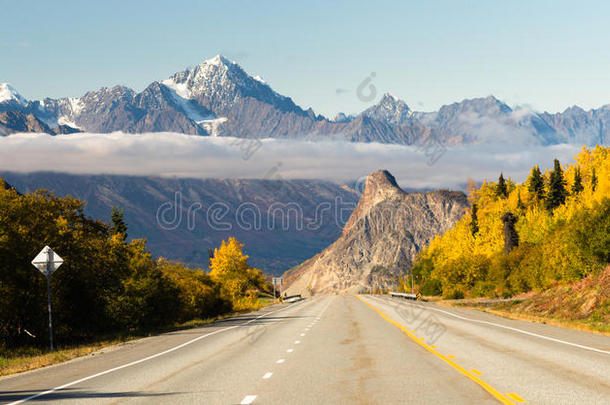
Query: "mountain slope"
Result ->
[[1, 172, 359, 274], [284, 170, 468, 294]]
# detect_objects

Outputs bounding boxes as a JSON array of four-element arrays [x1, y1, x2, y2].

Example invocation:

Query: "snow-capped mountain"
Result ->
[[0, 83, 28, 107], [415, 96, 558, 145], [360, 93, 415, 126], [1, 56, 610, 145]]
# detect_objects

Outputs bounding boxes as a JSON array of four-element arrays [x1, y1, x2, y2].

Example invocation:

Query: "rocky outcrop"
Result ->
[[0, 111, 80, 135], [284, 170, 468, 295]]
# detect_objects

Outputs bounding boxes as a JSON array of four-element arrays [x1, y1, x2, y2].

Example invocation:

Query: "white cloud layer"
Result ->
[[0, 132, 582, 190]]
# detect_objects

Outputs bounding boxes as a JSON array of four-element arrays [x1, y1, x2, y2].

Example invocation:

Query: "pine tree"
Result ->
[[496, 173, 508, 198], [470, 203, 479, 236], [527, 165, 545, 202], [546, 159, 567, 212], [591, 167, 598, 192], [501, 212, 519, 254], [572, 167, 584, 195], [111, 207, 128, 238], [517, 190, 525, 210]]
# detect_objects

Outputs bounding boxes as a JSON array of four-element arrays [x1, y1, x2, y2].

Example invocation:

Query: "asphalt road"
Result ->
[[1, 295, 609, 404]]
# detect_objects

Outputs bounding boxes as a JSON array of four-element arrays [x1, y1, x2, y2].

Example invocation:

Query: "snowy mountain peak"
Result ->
[[384, 93, 400, 102], [360, 92, 413, 125], [379, 92, 409, 108], [0, 83, 27, 105], [204, 54, 234, 67]]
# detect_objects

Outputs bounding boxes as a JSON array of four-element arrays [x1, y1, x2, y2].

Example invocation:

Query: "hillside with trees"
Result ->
[[413, 145, 610, 301]]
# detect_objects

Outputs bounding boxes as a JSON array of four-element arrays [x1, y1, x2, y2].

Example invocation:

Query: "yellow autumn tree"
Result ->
[[209, 237, 268, 308]]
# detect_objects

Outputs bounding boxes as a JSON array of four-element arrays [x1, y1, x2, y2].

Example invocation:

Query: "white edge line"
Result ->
[[8, 299, 314, 405], [367, 295, 610, 356]]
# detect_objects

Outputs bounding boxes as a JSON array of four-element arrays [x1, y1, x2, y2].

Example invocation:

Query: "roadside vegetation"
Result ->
[[449, 265, 610, 335], [0, 181, 271, 373], [411, 146, 610, 329]]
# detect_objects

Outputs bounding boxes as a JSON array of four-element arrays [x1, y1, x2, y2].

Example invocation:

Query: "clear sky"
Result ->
[[2, 0, 610, 117]]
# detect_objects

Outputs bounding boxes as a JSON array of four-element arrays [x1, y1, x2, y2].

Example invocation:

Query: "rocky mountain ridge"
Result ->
[[284, 170, 468, 294], [2, 56, 610, 145]]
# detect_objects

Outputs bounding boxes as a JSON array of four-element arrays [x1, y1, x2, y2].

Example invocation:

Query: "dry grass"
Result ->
[[442, 266, 610, 336], [0, 339, 124, 376], [459, 305, 610, 337]]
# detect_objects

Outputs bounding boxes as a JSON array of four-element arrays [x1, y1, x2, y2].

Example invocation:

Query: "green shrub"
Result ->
[[420, 278, 442, 296]]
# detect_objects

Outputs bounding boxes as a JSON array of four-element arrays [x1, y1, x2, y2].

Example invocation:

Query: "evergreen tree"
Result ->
[[546, 159, 567, 212], [496, 173, 508, 198], [111, 207, 128, 238], [572, 167, 584, 195], [591, 167, 598, 192], [527, 165, 545, 202], [517, 190, 525, 210], [470, 203, 479, 236], [501, 212, 519, 254]]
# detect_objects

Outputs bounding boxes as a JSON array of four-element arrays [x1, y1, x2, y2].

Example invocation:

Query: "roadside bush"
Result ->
[[158, 259, 230, 321], [419, 278, 442, 296], [106, 240, 181, 330], [471, 281, 497, 298], [443, 287, 465, 300]]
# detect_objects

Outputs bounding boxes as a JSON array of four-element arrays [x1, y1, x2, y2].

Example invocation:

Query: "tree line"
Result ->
[[0, 181, 270, 349], [413, 146, 610, 298]]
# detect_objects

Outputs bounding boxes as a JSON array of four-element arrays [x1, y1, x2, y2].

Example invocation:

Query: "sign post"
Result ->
[[31, 246, 63, 350], [272, 277, 283, 299]]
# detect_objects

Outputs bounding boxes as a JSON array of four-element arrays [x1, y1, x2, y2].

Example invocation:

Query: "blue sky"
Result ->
[[2, 0, 610, 117]]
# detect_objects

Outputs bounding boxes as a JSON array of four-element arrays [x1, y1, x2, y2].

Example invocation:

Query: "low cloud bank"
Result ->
[[0, 132, 582, 190]]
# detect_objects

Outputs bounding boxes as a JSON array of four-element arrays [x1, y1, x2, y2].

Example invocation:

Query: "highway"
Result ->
[[1, 295, 609, 404]]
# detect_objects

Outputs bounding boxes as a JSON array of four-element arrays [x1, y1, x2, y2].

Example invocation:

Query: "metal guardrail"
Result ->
[[389, 292, 419, 300], [283, 294, 302, 303]]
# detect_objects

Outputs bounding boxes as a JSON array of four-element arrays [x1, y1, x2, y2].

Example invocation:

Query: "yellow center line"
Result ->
[[355, 295, 521, 405], [507, 393, 526, 402]]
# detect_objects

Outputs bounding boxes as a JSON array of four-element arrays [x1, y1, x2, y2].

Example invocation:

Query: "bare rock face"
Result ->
[[284, 170, 468, 295]]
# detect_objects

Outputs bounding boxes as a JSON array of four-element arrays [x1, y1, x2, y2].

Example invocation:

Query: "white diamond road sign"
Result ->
[[31, 246, 63, 276]]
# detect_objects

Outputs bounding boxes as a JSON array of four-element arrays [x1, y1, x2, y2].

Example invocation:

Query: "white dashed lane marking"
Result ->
[[295, 340, 301, 344], [262, 372, 273, 379], [276, 359, 285, 364], [241, 395, 257, 404], [286, 348, 293, 353]]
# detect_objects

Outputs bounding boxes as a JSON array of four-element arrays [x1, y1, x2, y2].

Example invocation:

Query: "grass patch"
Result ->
[[441, 267, 610, 336], [0, 340, 123, 376]]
